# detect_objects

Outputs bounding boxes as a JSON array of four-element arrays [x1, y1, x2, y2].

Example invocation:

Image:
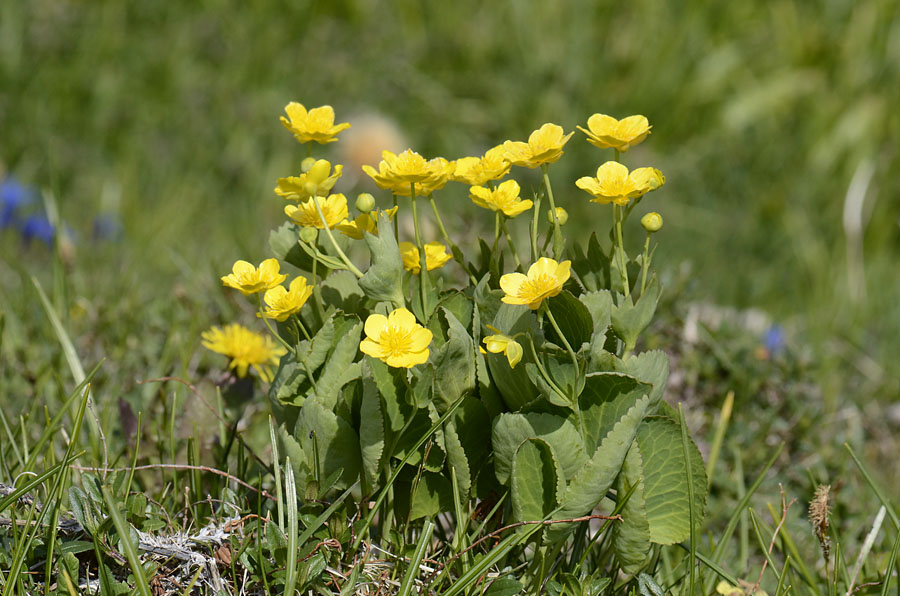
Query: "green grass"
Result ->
[[1, 0, 899, 594]]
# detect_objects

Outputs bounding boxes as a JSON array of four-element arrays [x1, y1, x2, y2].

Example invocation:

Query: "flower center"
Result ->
[[381, 325, 414, 357], [521, 274, 558, 299]]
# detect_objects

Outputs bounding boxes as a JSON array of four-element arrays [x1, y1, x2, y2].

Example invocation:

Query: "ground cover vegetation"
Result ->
[[1, 1, 898, 594]]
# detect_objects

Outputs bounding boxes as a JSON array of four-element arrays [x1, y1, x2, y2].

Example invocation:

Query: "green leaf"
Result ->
[[546, 395, 650, 542], [623, 350, 669, 408], [511, 438, 564, 523], [610, 276, 660, 352], [294, 399, 362, 490], [270, 316, 335, 407], [580, 290, 613, 337], [488, 304, 540, 411], [483, 577, 524, 596], [579, 372, 650, 454], [269, 222, 336, 273], [635, 416, 707, 544], [546, 290, 593, 350], [410, 362, 434, 408], [433, 308, 475, 413], [359, 212, 405, 307], [613, 441, 651, 574], [359, 376, 385, 490], [410, 471, 454, 520], [367, 357, 412, 433], [410, 270, 441, 323], [571, 232, 612, 292], [443, 418, 471, 499], [438, 291, 474, 331], [320, 270, 366, 315], [311, 320, 361, 410], [492, 412, 587, 485]]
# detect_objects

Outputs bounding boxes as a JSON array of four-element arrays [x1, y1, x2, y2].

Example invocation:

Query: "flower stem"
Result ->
[[525, 335, 569, 404], [614, 204, 630, 299], [429, 194, 477, 284], [543, 303, 580, 378], [640, 232, 652, 297], [292, 314, 312, 342], [541, 163, 564, 260], [530, 195, 542, 261], [410, 182, 428, 314], [500, 217, 522, 270], [392, 193, 399, 240], [256, 296, 296, 356], [312, 196, 364, 278], [309, 248, 326, 321]]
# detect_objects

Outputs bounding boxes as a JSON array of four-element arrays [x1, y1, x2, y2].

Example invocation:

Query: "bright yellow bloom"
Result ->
[[469, 180, 533, 218], [274, 160, 343, 201], [284, 193, 349, 229], [221, 258, 288, 295], [360, 308, 432, 368], [363, 151, 455, 195], [482, 326, 523, 368], [399, 241, 452, 274], [452, 145, 511, 186], [577, 114, 651, 152], [280, 102, 350, 144], [260, 277, 313, 322], [201, 323, 286, 382], [575, 162, 665, 206], [500, 257, 571, 310], [503, 123, 574, 169], [335, 206, 399, 239]]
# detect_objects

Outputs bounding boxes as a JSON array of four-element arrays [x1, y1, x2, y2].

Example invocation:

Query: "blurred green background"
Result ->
[[2, 0, 898, 412]]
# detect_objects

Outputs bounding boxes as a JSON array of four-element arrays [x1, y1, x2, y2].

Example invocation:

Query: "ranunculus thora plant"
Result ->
[[203, 102, 707, 577]]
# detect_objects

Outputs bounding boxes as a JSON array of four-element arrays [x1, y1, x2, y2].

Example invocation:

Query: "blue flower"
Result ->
[[21, 215, 56, 246], [0, 176, 34, 228], [763, 325, 785, 355]]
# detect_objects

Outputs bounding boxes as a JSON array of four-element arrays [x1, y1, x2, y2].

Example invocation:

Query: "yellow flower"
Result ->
[[363, 151, 455, 195], [503, 123, 574, 169], [201, 323, 286, 382], [500, 257, 571, 310], [399, 241, 452, 274], [221, 258, 288, 295], [274, 160, 343, 201], [482, 326, 523, 368], [280, 102, 350, 144], [360, 308, 432, 368], [577, 114, 651, 152], [335, 206, 399, 239], [452, 145, 511, 186], [284, 193, 349, 229], [575, 162, 665, 206], [469, 180, 533, 218], [260, 277, 313, 322]]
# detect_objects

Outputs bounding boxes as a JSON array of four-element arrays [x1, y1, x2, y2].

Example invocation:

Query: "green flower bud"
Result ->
[[300, 157, 318, 173], [298, 226, 318, 243], [547, 207, 568, 226], [355, 193, 376, 213], [641, 212, 663, 233]]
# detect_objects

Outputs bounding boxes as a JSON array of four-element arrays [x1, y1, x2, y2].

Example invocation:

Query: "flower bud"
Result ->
[[300, 157, 318, 173], [547, 207, 568, 226], [355, 193, 376, 213], [298, 226, 318, 243], [641, 212, 663, 233], [303, 181, 319, 197]]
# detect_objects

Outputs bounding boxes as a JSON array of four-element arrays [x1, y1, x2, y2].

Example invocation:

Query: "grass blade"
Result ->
[[101, 485, 154, 596], [398, 519, 434, 596], [845, 443, 899, 530], [283, 457, 299, 596], [31, 275, 85, 384]]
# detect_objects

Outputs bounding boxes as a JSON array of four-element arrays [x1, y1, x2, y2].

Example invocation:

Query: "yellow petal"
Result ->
[[364, 313, 388, 340]]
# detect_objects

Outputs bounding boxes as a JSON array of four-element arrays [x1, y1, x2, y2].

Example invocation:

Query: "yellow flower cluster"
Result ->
[[362, 150, 455, 196]]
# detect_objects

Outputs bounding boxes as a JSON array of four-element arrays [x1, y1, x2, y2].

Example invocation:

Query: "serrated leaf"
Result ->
[[294, 399, 362, 491], [320, 270, 366, 315], [443, 418, 471, 499], [613, 441, 651, 574], [488, 304, 540, 411], [439, 291, 473, 331], [546, 395, 650, 542], [359, 376, 384, 490], [635, 416, 707, 544], [579, 372, 650, 454], [492, 412, 587, 485], [359, 212, 405, 307], [433, 308, 475, 413], [367, 357, 412, 433], [270, 316, 336, 406], [580, 290, 613, 337], [546, 290, 593, 350], [623, 350, 669, 408], [311, 320, 361, 410], [511, 438, 564, 523]]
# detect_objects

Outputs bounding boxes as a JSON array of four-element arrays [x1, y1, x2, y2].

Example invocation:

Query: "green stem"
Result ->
[[410, 182, 428, 313], [429, 194, 477, 284], [525, 335, 569, 404], [312, 196, 363, 278], [541, 163, 564, 260], [492, 212, 501, 254], [292, 314, 312, 341], [530, 195, 542, 261], [500, 217, 522, 270], [613, 204, 630, 299], [310, 248, 326, 321], [392, 193, 399, 240], [640, 233, 652, 297], [542, 303, 580, 377], [256, 296, 296, 356]]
